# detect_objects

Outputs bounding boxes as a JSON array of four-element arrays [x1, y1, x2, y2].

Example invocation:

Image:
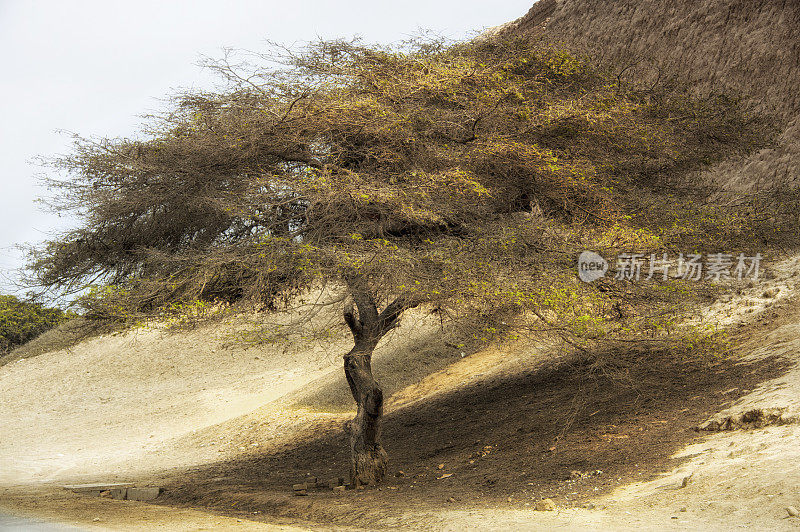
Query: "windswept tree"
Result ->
[[29, 36, 767, 484]]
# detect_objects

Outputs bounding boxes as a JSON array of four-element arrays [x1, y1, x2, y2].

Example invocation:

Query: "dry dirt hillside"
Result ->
[[503, 0, 800, 192]]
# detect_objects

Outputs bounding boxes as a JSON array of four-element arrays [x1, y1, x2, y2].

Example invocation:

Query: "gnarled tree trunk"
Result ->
[[344, 345, 387, 486], [342, 274, 417, 486]]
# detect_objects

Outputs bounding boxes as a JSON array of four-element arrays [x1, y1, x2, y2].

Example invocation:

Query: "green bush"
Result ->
[[0, 295, 67, 354]]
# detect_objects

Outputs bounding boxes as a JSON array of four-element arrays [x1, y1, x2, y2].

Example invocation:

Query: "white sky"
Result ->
[[0, 0, 532, 295]]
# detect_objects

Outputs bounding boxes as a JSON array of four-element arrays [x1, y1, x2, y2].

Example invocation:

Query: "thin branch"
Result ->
[[377, 294, 421, 335]]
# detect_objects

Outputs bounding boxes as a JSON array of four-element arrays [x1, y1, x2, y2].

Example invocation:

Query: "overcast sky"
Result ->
[[0, 0, 532, 296]]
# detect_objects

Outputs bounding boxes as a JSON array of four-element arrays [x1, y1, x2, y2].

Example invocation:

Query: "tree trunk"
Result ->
[[341, 274, 419, 486], [344, 346, 387, 486]]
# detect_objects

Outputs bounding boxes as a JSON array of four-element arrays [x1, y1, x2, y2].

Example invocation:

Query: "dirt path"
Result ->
[[0, 488, 311, 531]]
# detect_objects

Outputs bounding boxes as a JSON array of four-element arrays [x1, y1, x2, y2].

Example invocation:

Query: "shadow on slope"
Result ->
[[158, 345, 789, 527]]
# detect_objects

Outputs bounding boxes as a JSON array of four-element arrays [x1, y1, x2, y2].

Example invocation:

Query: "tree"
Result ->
[[29, 35, 766, 484]]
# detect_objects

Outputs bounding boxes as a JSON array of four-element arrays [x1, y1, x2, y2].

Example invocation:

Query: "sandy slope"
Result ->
[[0, 295, 354, 485], [414, 256, 800, 531], [0, 294, 459, 486]]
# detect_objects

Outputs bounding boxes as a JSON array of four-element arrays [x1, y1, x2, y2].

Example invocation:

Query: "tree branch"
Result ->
[[377, 294, 421, 336], [343, 299, 363, 339], [343, 271, 379, 332]]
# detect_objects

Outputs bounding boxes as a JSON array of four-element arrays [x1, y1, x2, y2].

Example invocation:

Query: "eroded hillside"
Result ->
[[503, 0, 800, 192]]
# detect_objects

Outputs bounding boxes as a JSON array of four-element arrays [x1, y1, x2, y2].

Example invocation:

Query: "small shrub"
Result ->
[[0, 295, 68, 355]]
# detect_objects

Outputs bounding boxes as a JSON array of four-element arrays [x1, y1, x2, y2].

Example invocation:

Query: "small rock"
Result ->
[[680, 473, 694, 488], [395, 471, 405, 478], [507, 496, 513, 503], [762, 288, 779, 298], [680, 507, 687, 512], [332, 486, 345, 493], [787, 506, 799, 517], [92, 518, 101, 522], [293, 489, 308, 496], [292, 483, 308, 492], [448, 497, 456, 503], [438, 464, 445, 470], [582, 503, 596, 510], [534, 498, 556, 511]]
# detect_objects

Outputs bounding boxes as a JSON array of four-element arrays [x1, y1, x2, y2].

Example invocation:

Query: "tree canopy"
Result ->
[[29, 35, 769, 331]]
